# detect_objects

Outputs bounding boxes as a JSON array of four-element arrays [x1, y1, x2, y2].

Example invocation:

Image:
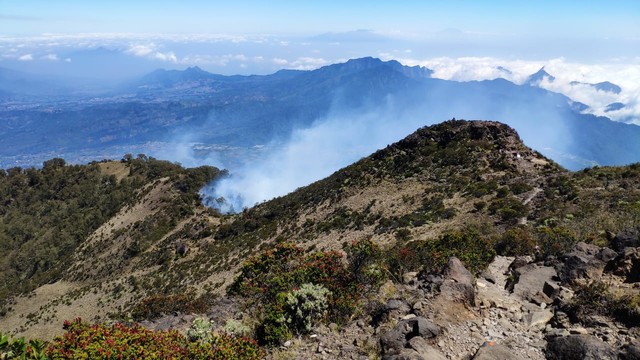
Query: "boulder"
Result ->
[[607, 247, 640, 282], [444, 257, 474, 284], [383, 337, 447, 360], [557, 242, 606, 286], [524, 309, 554, 328], [407, 337, 447, 360], [612, 227, 640, 252], [380, 316, 440, 355], [546, 335, 617, 360], [440, 257, 475, 305], [512, 263, 557, 303], [472, 341, 525, 360]]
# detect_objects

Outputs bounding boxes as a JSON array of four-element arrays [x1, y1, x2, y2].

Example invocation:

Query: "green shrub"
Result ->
[[494, 227, 537, 256], [414, 229, 496, 276], [131, 293, 211, 321], [187, 317, 214, 343], [223, 319, 252, 337], [346, 238, 388, 288], [536, 225, 577, 256], [283, 283, 332, 334], [229, 242, 362, 345]]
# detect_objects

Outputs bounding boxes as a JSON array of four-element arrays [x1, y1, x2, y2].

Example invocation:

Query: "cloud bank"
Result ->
[[392, 56, 640, 124]]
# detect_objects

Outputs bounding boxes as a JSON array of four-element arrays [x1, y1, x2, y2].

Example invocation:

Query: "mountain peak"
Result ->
[[526, 66, 556, 85], [319, 57, 432, 78], [184, 66, 207, 74]]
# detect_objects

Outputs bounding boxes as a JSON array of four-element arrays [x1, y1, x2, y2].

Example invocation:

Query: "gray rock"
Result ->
[[612, 227, 640, 252], [524, 309, 554, 328], [407, 336, 447, 360], [512, 264, 556, 303], [546, 334, 617, 360], [440, 279, 476, 305], [509, 256, 533, 271], [558, 243, 606, 286], [597, 247, 618, 262], [543, 280, 561, 299], [472, 341, 525, 360], [622, 340, 640, 360], [607, 247, 640, 282], [380, 316, 440, 355], [444, 257, 474, 285], [440, 257, 475, 305], [387, 299, 408, 311], [480, 269, 497, 284], [380, 328, 407, 354]]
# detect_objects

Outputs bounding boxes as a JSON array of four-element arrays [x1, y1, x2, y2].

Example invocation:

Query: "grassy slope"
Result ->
[[2, 120, 639, 340]]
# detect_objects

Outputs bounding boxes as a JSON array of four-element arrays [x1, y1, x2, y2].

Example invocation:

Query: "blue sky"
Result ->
[[1, 0, 639, 125], [1, 0, 639, 39]]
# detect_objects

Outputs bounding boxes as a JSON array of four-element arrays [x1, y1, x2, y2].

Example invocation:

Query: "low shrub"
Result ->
[[283, 283, 332, 334], [187, 317, 214, 343], [46, 318, 263, 360], [229, 242, 362, 345], [131, 293, 211, 321]]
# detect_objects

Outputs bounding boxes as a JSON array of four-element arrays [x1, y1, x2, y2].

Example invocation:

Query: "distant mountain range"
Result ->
[[0, 57, 638, 170]]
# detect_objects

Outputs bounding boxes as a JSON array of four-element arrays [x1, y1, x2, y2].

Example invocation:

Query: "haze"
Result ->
[[2, 0, 639, 211]]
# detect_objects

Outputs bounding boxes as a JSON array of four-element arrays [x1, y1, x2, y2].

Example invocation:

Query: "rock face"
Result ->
[[546, 334, 617, 360], [440, 257, 476, 306]]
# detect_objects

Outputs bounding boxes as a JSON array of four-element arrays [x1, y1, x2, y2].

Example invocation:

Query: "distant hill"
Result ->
[[1, 57, 640, 170], [570, 80, 622, 94]]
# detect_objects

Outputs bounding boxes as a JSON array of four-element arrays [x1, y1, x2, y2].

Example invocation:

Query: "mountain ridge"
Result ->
[[1, 120, 640, 359]]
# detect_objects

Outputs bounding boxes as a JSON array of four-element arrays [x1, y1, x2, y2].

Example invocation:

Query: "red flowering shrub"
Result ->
[[47, 318, 263, 359]]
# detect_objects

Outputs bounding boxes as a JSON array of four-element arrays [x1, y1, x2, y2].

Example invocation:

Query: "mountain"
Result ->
[[525, 66, 556, 85], [570, 80, 622, 94], [2, 120, 640, 349], [1, 57, 640, 171], [605, 102, 625, 112]]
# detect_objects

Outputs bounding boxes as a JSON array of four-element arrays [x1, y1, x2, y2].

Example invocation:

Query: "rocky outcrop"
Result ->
[[546, 334, 617, 360]]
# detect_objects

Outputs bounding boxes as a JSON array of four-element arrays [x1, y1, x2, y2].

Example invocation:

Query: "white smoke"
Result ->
[[200, 98, 431, 212]]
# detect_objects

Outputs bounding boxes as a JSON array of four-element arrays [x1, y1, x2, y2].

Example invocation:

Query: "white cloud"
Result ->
[[17, 54, 32, 61], [272, 58, 288, 65], [394, 56, 640, 124], [41, 53, 58, 61], [179, 53, 250, 67], [289, 57, 327, 70], [125, 42, 177, 63]]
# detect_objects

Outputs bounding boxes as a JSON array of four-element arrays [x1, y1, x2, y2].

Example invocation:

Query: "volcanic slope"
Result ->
[[2, 120, 640, 342]]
